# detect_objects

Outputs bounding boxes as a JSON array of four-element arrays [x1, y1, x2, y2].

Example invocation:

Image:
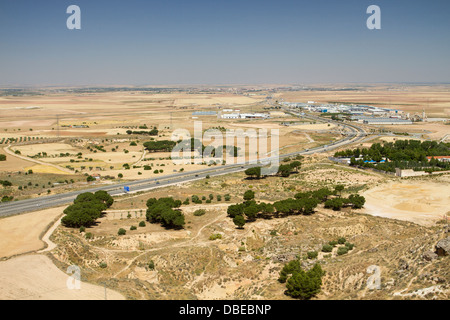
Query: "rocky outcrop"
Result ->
[[423, 251, 438, 261], [435, 237, 450, 256]]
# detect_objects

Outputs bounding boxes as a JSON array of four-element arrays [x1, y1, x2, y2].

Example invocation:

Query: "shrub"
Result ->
[[193, 209, 206, 217], [322, 244, 333, 253], [328, 240, 338, 247], [99, 262, 107, 269], [345, 242, 355, 250], [118, 228, 126, 236], [338, 237, 347, 244], [337, 247, 349, 256], [79, 226, 86, 233], [148, 260, 155, 270], [209, 233, 222, 241], [139, 221, 146, 227], [0, 180, 12, 187], [130, 225, 137, 230], [243, 190, 255, 201], [307, 251, 318, 259], [85, 232, 93, 239]]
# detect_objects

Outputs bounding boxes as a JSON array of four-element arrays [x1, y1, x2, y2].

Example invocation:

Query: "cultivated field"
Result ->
[[0, 86, 448, 300]]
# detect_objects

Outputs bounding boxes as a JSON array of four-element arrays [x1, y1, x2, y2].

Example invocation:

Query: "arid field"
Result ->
[[0, 85, 448, 300]]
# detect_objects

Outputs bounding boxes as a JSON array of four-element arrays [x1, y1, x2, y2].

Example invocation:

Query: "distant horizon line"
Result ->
[[1, 81, 450, 90]]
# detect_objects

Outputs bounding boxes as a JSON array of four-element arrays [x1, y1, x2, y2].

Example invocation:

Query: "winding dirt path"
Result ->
[[4, 145, 74, 174]]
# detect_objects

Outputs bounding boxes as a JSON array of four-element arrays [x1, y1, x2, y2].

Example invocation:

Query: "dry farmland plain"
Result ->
[[0, 84, 449, 300]]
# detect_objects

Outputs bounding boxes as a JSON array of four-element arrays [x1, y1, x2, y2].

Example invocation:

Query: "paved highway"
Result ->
[[0, 111, 366, 217]]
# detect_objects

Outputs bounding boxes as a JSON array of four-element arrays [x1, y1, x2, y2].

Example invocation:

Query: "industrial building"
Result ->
[[283, 101, 402, 117], [362, 118, 412, 125], [192, 111, 217, 116], [221, 112, 270, 119]]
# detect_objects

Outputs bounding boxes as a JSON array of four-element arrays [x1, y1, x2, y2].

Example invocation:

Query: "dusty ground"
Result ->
[[0, 206, 125, 300], [45, 161, 449, 300], [0, 160, 448, 300], [0, 207, 64, 259], [0, 86, 448, 300], [0, 255, 124, 300], [363, 178, 450, 227]]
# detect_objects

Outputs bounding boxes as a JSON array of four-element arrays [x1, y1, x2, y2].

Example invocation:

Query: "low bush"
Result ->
[[193, 209, 206, 216]]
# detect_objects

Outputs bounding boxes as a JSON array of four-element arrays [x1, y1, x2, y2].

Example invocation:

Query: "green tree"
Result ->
[[243, 190, 255, 201], [227, 204, 244, 218], [277, 164, 292, 177], [348, 194, 366, 209], [278, 259, 302, 283], [334, 185, 345, 197], [324, 198, 344, 211], [233, 215, 246, 229], [244, 204, 259, 221], [245, 167, 262, 179], [290, 161, 302, 173], [285, 263, 324, 300]]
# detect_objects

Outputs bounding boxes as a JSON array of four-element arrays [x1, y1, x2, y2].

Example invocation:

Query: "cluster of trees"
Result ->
[[0, 154, 6, 161], [324, 194, 366, 211], [146, 197, 185, 229], [144, 140, 177, 152], [335, 140, 450, 173], [1, 195, 13, 202], [175, 138, 239, 158], [277, 160, 302, 177], [228, 186, 365, 228], [244, 160, 302, 179], [227, 190, 276, 229], [321, 237, 355, 255], [335, 140, 450, 161], [0, 180, 12, 187], [227, 188, 318, 228], [279, 260, 325, 300], [61, 191, 114, 228], [126, 128, 159, 136]]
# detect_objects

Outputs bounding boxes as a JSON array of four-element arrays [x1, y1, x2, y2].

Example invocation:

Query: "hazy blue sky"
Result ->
[[0, 0, 449, 86]]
